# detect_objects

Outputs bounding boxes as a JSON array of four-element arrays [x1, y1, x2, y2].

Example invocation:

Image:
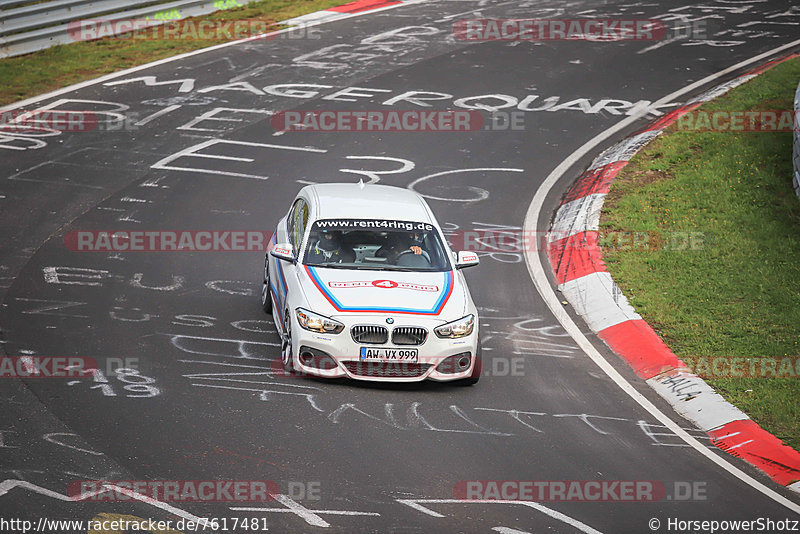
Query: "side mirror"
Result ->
[[455, 251, 479, 269], [270, 243, 296, 263]]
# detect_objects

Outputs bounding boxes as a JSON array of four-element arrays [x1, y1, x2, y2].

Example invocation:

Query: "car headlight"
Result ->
[[295, 308, 344, 334], [434, 314, 475, 338]]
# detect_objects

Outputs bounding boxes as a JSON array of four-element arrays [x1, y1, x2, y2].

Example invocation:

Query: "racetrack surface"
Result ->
[[1, 1, 799, 532]]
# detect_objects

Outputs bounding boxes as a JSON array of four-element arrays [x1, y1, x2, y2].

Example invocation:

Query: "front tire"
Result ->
[[261, 255, 272, 314], [281, 310, 294, 373]]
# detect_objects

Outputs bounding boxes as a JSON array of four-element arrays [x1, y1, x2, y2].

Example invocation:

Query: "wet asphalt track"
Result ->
[[1, 0, 800, 532]]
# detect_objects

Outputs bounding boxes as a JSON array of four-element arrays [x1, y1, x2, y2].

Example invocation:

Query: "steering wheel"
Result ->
[[395, 248, 431, 264]]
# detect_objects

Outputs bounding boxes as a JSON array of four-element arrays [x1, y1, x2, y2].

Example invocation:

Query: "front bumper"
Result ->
[[290, 314, 479, 382]]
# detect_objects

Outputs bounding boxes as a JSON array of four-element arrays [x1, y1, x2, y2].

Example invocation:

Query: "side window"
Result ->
[[292, 199, 309, 250], [286, 202, 297, 247], [286, 199, 302, 248]]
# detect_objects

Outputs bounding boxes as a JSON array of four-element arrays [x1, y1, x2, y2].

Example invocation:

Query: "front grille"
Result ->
[[351, 325, 388, 344], [391, 326, 427, 346], [343, 361, 432, 378]]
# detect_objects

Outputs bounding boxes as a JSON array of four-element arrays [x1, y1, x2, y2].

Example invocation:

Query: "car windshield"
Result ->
[[302, 219, 451, 272]]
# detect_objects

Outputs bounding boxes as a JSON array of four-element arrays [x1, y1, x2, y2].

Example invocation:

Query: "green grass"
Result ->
[[601, 57, 800, 450], [0, 0, 344, 106]]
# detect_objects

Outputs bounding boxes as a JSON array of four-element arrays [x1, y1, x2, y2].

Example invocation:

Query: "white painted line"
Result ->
[[789, 481, 800, 495], [151, 139, 327, 180], [104, 484, 208, 526], [42, 433, 103, 456], [231, 494, 380, 528], [177, 359, 273, 369], [524, 39, 800, 513], [189, 153, 255, 162], [0, 480, 206, 525], [407, 168, 524, 202], [397, 499, 602, 534], [135, 104, 182, 126]]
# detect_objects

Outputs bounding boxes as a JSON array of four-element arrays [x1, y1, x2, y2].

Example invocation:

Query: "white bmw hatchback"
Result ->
[[261, 183, 481, 384]]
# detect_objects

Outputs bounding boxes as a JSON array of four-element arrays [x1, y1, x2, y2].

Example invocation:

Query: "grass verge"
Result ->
[[600, 57, 800, 450], [0, 0, 343, 106]]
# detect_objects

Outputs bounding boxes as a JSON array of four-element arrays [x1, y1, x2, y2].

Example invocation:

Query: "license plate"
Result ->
[[359, 347, 418, 362]]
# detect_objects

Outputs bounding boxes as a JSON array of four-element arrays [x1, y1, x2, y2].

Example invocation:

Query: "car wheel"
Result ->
[[456, 345, 482, 386], [261, 255, 272, 314], [281, 310, 294, 373]]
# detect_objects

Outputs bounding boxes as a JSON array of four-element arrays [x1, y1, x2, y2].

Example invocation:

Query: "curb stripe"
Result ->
[[563, 161, 628, 203], [329, 0, 402, 14], [647, 370, 748, 431], [549, 194, 605, 242], [597, 320, 683, 380], [283, 0, 405, 24], [640, 102, 702, 133], [587, 131, 661, 171], [709, 420, 800, 487], [559, 272, 641, 332], [546, 53, 800, 490], [548, 231, 605, 285]]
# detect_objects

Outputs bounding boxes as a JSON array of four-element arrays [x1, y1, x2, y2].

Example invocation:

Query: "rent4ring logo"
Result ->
[[329, 280, 439, 292]]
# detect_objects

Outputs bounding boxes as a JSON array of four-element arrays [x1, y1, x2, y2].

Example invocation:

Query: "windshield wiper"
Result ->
[[307, 263, 352, 269]]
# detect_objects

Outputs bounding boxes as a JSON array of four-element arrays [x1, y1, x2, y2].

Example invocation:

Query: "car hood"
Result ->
[[298, 265, 466, 320]]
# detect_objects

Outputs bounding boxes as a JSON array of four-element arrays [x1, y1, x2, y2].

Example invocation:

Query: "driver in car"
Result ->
[[376, 231, 428, 263], [306, 230, 355, 264]]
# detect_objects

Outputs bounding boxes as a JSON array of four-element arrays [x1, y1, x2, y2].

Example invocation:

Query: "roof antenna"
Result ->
[[358, 178, 365, 190]]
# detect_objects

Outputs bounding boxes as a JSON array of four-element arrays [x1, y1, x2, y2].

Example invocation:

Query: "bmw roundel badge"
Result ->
[[386, 317, 394, 324]]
